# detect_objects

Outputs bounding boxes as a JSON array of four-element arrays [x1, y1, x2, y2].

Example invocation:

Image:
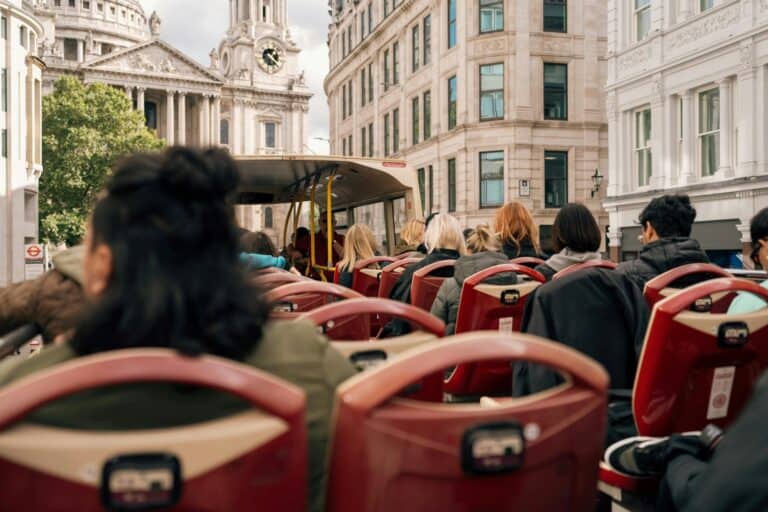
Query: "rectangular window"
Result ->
[[423, 15, 431, 65], [265, 122, 276, 148], [368, 62, 374, 102], [349, 135, 353, 156], [343, 137, 347, 156], [384, 113, 390, 156], [368, 122, 374, 157], [544, 151, 568, 208], [428, 165, 434, 213], [361, 11, 366, 39], [348, 79, 353, 116], [447, 158, 456, 212], [347, 27, 352, 52], [1, 129, 6, 158], [383, 49, 390, 90], [634, 0, 651, 42], [19, 27, 27, 49], [1, 69, 7, 113], [412, 96, 419, 145], [699, 88, 720, 177], [543, 63, 567, 120], [479, 151, 504, 208], [367, 3, 373, 33], [417, 168, 426, 216], [0, 17, 6, 40], [393, 108, 400, 153], [68, 0, 75, 6], [480, 0, 503, 33], [264, 207, 273, 229], [361, 68, 366, 107], [392, 42, 399, 85], [362, 126, 367, 155], [480, 63, 504, 120], [543, 0, 567, 33], [635, 108, 652, 186], [423, 90, 431, 140], [342, 83, 347, 119], [384, 0, 390, 17], [448, 75, 457, 129], [700, 0, 715, 12], [412, 25, 420, 72], [342, 30, 347, 57], [447, 0, 457, 48]]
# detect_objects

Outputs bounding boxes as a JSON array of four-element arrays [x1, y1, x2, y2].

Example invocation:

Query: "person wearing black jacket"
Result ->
[[494, 201, 544, 259], [616, 194, 709, 288]]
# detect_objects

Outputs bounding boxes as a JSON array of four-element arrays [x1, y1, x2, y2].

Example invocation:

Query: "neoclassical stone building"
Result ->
[[29, 0, 311, 241], [325, 0, 608, 251], [0, 0, 44, 286], [605, 0, 768, 266]]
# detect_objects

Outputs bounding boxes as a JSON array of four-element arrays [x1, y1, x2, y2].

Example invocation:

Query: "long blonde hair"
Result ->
[[400, 218, 426, 247], [339, 224, 378, 271], [424, 214, 467, 255], [494, 202, 540, 255], [466, 224, 500, 254]]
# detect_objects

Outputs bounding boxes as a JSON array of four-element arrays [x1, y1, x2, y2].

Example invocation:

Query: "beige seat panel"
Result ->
[[332, 333, 439, 368], [0, 411, 286, 486], [475, 281, 541, 300], [360, 268, 383, 279], [675, 309, 768, 336]]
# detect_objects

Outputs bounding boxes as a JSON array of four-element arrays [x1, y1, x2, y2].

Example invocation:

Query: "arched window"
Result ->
[[220, 119, 230, 145]]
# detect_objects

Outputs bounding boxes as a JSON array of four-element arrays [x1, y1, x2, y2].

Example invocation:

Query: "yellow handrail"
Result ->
[[327, 174, 334, 269]]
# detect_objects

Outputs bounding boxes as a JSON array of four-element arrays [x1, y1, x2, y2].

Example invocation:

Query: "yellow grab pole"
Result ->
[[327, 175, 334, 268]]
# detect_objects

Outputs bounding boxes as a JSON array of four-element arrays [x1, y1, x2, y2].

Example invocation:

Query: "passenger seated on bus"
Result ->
[[616, 194, 709, 289], [382, 214, 465, 337], [0, 245, 85, 344], [729, 208, 768, 314], [534, 203, 603, 281], [431, 224, 517, 334], [239, 229, 292, 271], [605, 371, 768, 512], [295, 214, 345, 272], [494, 201, 545, 259], [0, 148, 356, 512], [337, 224, 380, 288], [395, 218, 426, 256]]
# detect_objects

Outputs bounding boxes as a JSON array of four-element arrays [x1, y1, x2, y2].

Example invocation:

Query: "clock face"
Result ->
[[258, 43, 284, 73]]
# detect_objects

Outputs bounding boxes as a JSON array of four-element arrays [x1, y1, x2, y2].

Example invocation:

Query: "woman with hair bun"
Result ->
[[430, 224, 517, 334], [0, 147, 355, 512]]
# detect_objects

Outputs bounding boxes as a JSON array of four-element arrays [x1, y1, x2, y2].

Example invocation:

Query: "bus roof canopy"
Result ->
[[234, 155, 414, 210]]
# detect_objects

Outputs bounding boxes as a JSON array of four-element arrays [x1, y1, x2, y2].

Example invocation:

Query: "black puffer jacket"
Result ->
[[430, 251, 517, 334], [615, 237, 710, 288], [501, 237, 541, 259]]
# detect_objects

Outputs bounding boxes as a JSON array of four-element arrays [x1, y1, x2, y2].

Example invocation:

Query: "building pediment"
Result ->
[[82, 39, 223, 85]]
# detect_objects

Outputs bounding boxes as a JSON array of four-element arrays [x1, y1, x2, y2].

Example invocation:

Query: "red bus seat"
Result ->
[[446, 264, 545, 396], [326, 332, 609, 512], [267, 281, 362, 319], [352, 257, 396, 297], [378, 258, 421, 300], [643, 263, 731, 309], [253, 271, 307, 289], [552, 260, 618, 280], [510, 257, 546, 269], [410, 259, 456, 311], [600, 278, 768, 506], [0, 349, 306, 512]]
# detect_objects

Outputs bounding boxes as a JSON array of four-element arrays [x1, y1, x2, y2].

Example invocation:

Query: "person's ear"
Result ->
[[86, 244, 113, 297], [643, 222, 659, 243]]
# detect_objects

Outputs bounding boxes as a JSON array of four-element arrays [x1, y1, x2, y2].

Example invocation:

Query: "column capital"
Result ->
[[166, 89, 176, 96], [135, 86, 146, 92], [716, 76, 734, 86], [681, 88, 694, 99], [177, 91, 187, 98]]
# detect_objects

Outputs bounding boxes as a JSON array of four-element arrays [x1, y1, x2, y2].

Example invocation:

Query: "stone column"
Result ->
[[77, 40, 85, 62], [680, 89, 695, 184], [664, 94, 678, 187], [177, 92, 186, 145], [210, 95, 221, 145], [738, 220, 753, 269], [737, 43, 757, 177], [608, 226, 622, 263], [680, 0, 693, 20], [232, 99, 242, 153], [136, 87, 145, 115], [165, 90, 176, 145], [124, 86, 133, 102], [200, 95, 211, 146], [650, 85, 665, 188], [606, 93, 619, 197], [717, 77, 733, 178]]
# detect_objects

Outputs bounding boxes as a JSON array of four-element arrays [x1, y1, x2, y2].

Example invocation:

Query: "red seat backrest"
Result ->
[[253, 272, 307, 289], [352, 257, 396, 297], [447, 264, 545, 396], [552, 260, 618, 280], [411, 260, 456, 310], [326, 332, 609, 512], [634, 278, 768, 436], [0, 349, 307, 512], [510, 257, 546, 269], [378, 258, 421, 299], [267, 281, 363, 320], [643, 263, 731, 309]]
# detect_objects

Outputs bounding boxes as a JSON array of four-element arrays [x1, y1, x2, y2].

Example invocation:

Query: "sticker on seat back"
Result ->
[[499, 317, 514, 334], [707, 366, 735, 420]]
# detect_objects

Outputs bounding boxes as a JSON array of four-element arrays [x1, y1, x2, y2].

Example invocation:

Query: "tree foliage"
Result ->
[[40, 77, 164, 245]]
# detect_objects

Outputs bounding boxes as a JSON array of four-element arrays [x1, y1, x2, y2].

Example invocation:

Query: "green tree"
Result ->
[[40, 77, 164, 245]]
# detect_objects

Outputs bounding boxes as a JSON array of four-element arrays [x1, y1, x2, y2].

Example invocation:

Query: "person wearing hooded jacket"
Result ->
[[431, 225, 517, 335], [615, 194, 709, 288], [534, 203, 603, 281]]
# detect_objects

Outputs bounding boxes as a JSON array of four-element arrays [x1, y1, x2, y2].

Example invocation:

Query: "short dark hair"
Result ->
[[240, 231, 278, 256], [751, 208, 768, 244], [552, 203, 602, 253], [639, 194, 697, 238]]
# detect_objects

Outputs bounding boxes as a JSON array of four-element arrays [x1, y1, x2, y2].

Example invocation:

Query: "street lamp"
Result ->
[[591, 169, 604, 198]]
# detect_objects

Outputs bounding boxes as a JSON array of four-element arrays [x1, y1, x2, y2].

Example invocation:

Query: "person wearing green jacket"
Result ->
[[0, 147, 356, 512], [728, 208, 768, 314]]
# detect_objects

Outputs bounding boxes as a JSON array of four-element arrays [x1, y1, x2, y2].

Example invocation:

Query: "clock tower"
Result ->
[[212, 0, 311, 240]]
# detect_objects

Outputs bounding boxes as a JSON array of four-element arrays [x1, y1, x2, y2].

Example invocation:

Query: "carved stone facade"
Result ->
[[28, 0, 311, 243], [325, 0, 608, 248], [605, 0, 768, 265]]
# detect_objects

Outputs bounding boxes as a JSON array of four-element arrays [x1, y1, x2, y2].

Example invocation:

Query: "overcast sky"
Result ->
[[141, 0, 330, 154]]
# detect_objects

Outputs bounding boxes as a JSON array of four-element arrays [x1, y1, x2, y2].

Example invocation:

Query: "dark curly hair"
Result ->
[[639, 194, 697, 238], [71, 147, 270, 361], [750, 208, 768, 268]]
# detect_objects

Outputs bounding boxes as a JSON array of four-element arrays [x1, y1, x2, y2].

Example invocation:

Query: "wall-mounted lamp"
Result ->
[[591, 169, 604, 198]]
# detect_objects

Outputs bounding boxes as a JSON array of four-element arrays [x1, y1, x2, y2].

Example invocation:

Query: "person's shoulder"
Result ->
[[728, 281, 768, 315]]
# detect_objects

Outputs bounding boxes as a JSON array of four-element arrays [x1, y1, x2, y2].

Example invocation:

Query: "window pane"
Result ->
[[423, 15, 432, 64], [480, 151, 504, 208], [393, 108, 399, 152], [701, 133, 719, 176], [393, 42, 399, 84], [480, 63, 504, 90], [412, 96, 419, 144], [543, 63, 567, 120], [480, 0, 503, 33], [417, 168, 426, 215], [265, 123, 276, 148], [543, 0, 566, 33], [544, 151, 567, 208], [700, 0, 714, 11], [423, 91, 431, 139], [448, 0, 456, 48], [699, 89, 720, 133], [448, 158, 456, 212], [412, 25, 419, 71], [636, 6, 650, 41], [448, 76, 457, 129]]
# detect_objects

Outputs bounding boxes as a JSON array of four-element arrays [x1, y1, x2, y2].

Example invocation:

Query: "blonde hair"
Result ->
[[339, 224, 378, 270], [424, 214, 467, 255], [494, 202, 540, 255], [466, 224, 500, 254], [400, 218, 426, 247]]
